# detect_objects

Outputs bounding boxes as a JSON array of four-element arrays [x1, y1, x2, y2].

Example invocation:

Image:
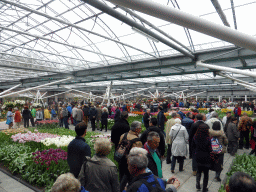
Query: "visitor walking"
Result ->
[[238, 112, 252, 149], [62, 104, 69, 129], [89, 105, 97, 131], [192, 120, 212, 192], [227, 117, 239, 156], [6, 107, 14, 129], [22, 106, 31, 128], [170, 118, 189, 173], [14, 107, 21, 129], [101, 107, 108, 132]]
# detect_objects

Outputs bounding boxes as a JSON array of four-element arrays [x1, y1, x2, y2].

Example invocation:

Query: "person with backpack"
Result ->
[[125, 147, 180, 192], [209, 121, 228, 182], [192, 120, 212, 192], [117, 121, 142, 191], [227, 117, 240, 156], [238, 112, 253, 149]]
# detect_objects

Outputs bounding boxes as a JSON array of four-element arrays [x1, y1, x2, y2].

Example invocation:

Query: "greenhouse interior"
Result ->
[[0, 0, 256, 192]]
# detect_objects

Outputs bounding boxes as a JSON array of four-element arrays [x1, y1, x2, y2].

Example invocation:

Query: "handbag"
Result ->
[[170, 125, 182, 149], [6, 119, 12, 125]]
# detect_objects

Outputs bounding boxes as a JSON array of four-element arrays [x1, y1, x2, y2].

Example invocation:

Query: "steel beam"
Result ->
[[81, 0, 195, 59], [197, 61, 256, 78], [0, 84, 21, 96], [0, 77, 72, 98], [105, 0, 256, 52], [119, 6, 193, 54], [0, 0, 157, 60], [0, 26, 126, 63], [42, 90, 71, 99], [217, 72, 256, 88], [211, 0, 230, 27]]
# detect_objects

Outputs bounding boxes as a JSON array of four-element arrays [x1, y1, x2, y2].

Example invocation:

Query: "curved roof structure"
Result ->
[[1, 0, 256, 98]]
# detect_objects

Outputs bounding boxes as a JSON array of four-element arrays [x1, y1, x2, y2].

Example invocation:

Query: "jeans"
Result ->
[[59, 118, 63, 127], [239, 130, 250, 149], [171, 156, 184, 171], [215, 153, 224, 178], [73, 119, 77, 126], [30, 118, 35, 127], [63, 117, 69, 129], [24, 118, 29, 128], [101, 123, 107, 131], [196, 166, 209, 191], [91, 119, 96, 131]]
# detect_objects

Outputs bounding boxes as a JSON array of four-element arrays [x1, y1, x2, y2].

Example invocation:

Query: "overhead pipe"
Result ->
[[119, 6, 193, 54], [42, 90, 71, 99], [217, 72, 256, 89], [210, 0, 230, 27], [196, 61, 256, 78], [185, 91, 206, 98], [0, 77, 72, 98], [0, 84, 21, 96], [82, 0, 195, 59], [105, 0, 256, 52]]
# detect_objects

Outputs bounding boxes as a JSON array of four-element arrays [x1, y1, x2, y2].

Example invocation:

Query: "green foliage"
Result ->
[[219, 154, 256, 191]]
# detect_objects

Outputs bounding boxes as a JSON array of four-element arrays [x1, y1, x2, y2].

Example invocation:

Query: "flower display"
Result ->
[[32, 148, 67, 167], [32, 103, 42, 108], [128, 113, 139, 117], [36, 120, 59, 125], [11, 131, 59, 143], [2, 128, 29, 135], [14, 100, 25, 106], [91, 134, 111, 138], [1, 101, 15, 110], [41, 135, 75, 147]]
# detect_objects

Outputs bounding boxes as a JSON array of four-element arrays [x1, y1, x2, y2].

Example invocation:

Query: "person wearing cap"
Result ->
[[222, 111, 232, 133]]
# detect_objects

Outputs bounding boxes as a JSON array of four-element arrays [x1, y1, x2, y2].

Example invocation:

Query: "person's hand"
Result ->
[[172, 179, 181, 189], [167, 176, 177, 184]]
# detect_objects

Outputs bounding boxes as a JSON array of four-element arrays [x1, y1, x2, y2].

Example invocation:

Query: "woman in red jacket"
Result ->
[[233, 104, 241, 122]]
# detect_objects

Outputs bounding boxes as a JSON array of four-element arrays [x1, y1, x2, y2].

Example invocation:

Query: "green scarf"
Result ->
[[152, 151, 162, 178]]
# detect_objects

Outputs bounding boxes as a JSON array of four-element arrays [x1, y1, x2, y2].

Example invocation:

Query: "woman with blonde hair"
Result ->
[[101, 107, 108, 132], [51, 173, 88, 192], [78, 138, 119, 192]]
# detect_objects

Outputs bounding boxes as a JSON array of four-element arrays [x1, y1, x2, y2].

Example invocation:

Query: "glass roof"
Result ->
[[0, 0, 256, 94]]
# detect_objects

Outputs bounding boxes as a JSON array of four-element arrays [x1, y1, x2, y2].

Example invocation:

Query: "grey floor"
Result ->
[[0, 121, 251, 192]]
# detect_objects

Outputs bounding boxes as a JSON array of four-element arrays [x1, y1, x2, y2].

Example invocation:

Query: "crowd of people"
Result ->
[[3, 99, 256, 191], [48, 101, 254, 192]]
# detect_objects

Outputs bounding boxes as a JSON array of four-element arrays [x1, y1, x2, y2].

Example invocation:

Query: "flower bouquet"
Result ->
[[32, 103, 42, 108], [1, 101, 15, 110], [14, 100, 25, 107]]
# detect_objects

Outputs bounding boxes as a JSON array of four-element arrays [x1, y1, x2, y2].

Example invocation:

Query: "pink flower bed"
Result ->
[[11, 131, 59, 143]]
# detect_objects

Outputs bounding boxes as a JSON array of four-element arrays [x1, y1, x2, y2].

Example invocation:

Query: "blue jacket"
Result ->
[[125, 173, 165, 192], [182, 117, 194, 134], [67, 106, 72, 113], [177, 111, 186, 119], [179, 102, 184, 107], [67, 137, 91, 178], [157, 110, 165, 131]]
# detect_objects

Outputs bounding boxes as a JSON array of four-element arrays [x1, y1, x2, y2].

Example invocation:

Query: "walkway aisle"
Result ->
[[163, 148, 250, 192], [0, 171, 34, 192]]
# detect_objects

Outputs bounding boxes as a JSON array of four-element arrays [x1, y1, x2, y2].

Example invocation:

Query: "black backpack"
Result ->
[[127, 174, 165, 192], [114, 133, 140, 162]]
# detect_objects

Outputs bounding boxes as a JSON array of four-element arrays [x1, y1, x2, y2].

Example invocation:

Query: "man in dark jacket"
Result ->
[[89, 106, 97, 131], [114, 106, 121, 123], [157, 106, 165, 135], [143, 109, 151, 129], [182, 112, 194, 135], [189, 113, 206, 175], [144, 132, 163, 178], [67, 122, 91, 178], [140, 117, 165, 157], [82, 105, 90, 126], [126, 147, 180, 192], [111, 111, 130, 150]]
